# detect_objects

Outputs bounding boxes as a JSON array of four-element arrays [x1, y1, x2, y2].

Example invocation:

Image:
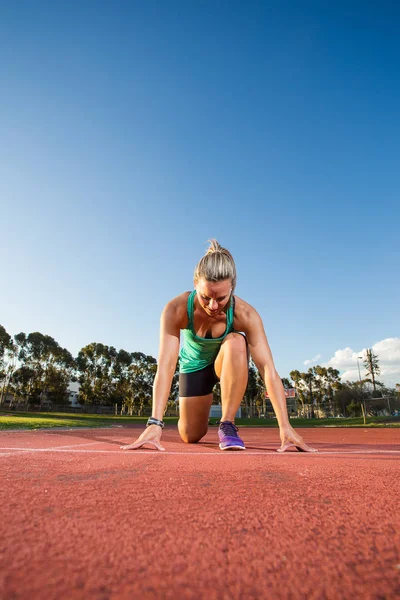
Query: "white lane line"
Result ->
[[0, 442, 101, 451], [0, 448, 399, 455], [0, 426, 126, 434]]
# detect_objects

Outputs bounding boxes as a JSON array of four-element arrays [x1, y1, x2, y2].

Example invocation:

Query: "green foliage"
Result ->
[[346, 401, 361, 417], [290, 366, 342, 418], [2, 325, 392, 422], [240, 360, 266, 417], [75, 344, 158, 414], [1, 411, 399, 431], [0, 325, 12, 364], [0, 326, 18, 404], [364, 349, 380, 393], [0, 326, 74, 407]]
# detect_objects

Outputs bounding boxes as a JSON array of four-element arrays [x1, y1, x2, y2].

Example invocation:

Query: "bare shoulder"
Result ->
[[162, 292, 190, 329], [233, 295, 263, 333]]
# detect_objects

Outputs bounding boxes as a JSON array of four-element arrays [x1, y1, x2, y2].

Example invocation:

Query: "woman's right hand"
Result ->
[[120, 425, 165, 451]]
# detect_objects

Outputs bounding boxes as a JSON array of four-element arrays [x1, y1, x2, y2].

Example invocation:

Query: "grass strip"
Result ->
[[0, 412, 399, 430]]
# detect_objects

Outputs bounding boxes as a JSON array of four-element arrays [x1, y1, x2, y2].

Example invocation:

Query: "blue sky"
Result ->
[[1, 1, 399, 385]]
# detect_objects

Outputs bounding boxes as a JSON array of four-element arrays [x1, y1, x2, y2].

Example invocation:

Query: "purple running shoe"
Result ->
[[218, 421, 246, 451]]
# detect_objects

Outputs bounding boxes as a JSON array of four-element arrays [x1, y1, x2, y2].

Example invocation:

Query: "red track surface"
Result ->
[[1, 426, 399, 599]]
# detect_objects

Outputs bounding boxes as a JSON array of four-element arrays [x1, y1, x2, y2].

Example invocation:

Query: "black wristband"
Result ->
[[146, 417, 164, 429]]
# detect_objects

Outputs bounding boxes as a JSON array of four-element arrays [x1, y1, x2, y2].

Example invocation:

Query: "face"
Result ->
[[195, 278, 232, 316]]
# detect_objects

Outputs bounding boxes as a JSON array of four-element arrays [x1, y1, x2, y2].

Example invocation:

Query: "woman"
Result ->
[[122, 240, 316, 452]]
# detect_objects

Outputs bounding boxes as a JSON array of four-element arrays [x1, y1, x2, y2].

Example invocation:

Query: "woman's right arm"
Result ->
[[121, 298, 182, 451], [151, 300, 181, 420]]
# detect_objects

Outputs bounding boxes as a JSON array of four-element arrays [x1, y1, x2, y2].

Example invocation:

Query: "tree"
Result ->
[[12, 366, 37, 406], [303, 368, 316, 417], [290, 370, 307, 417], [311, 366, 342, 417], [325, 367, 342, 416], [45, 348, 75, 404], [333, 381, 364, 417], [312, 366, 327, 417], [241, 360, 265, 418], [167, 359, 180, 414], [0, 325, 18, 405], [76, 344, 158, 413], [111, 349, 134, 413], [76, 343, 114, 406], [0, 325, 12, 366], [364, 349, 380, 395], [128, 352, 157, 415], [19, 333, 74, 407], [4, 331, 74, 408]]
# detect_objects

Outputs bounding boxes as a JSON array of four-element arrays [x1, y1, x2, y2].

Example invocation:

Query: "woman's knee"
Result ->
[[178, 420, 207, 443], [222, 332, 247, 355], [181, 433, 203, 444]]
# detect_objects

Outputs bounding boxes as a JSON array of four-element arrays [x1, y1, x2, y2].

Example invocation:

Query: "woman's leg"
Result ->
[[178, 394, 213, 443], [214, 333, 248, 422]]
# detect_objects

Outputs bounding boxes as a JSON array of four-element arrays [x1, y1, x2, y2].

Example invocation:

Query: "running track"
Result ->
[[0, 426, 399, 600]]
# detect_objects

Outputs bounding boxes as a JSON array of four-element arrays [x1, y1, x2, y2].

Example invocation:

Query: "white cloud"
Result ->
[[324, 338, 400, 388], [372, 338, 400, 364], [304, 353, 321, 366]]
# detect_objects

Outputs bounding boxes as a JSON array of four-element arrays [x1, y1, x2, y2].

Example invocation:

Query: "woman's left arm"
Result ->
[[244, 307, 317, 453]]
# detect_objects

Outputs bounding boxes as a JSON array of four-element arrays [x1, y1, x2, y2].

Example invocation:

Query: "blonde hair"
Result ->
[[194, 239, 237, 291]]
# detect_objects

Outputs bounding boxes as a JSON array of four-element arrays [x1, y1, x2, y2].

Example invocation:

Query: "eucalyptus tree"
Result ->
[[312, 366, 327, 416], [12, 332, 42, 401], [76, 343, 114, 405], [76, 344, 158, 411], [333, 381, 364, 417], [289, 370, 307, 417], [167, 360, 180, 414], [0, 326, 18, 405], [46, 347, 75, 403], [111, 349, 134, 412], [9, 331, 73, 406], [112, 349, 160, 415], [364, 349, 380, 395], [303, 368, 316, 416], [311, 366, 341, 417], [239, 360, 266, 418], [11, 366, 36, 405], [291, 369, 316, 417], [128, 352, 157, 415], [243, 362, 259, 417], [0, 325, 12, 366], [325, 367, 342, 416], [255, 367, 267, 417]]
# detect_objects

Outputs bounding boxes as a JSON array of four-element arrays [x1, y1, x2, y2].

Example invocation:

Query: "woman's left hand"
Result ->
[[277, 424, 318, 453]]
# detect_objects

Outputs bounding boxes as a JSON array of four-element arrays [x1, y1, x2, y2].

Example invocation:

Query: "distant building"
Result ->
[[209, 405, 242, 419], [68, 391, 80, 407], [266, 388, 297, 416]]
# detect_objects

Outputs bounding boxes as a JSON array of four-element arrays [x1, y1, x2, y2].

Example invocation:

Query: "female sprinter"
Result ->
[[122, 240, 316, 453]]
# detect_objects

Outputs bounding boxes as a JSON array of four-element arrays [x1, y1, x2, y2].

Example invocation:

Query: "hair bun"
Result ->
[[206, 239, 222, 254], [194, 239, 237, 291]]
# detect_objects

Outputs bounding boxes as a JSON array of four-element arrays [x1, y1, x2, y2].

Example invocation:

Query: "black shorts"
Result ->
[[179, 364, 219, 398], [179, 333, 249, 398]]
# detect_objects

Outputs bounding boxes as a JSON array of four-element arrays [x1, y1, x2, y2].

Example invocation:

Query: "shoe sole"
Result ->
[[219, 443, 246, 451]]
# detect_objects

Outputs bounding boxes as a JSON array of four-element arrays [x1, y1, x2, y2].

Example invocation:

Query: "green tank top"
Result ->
[[179, 290, 235, 373]]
